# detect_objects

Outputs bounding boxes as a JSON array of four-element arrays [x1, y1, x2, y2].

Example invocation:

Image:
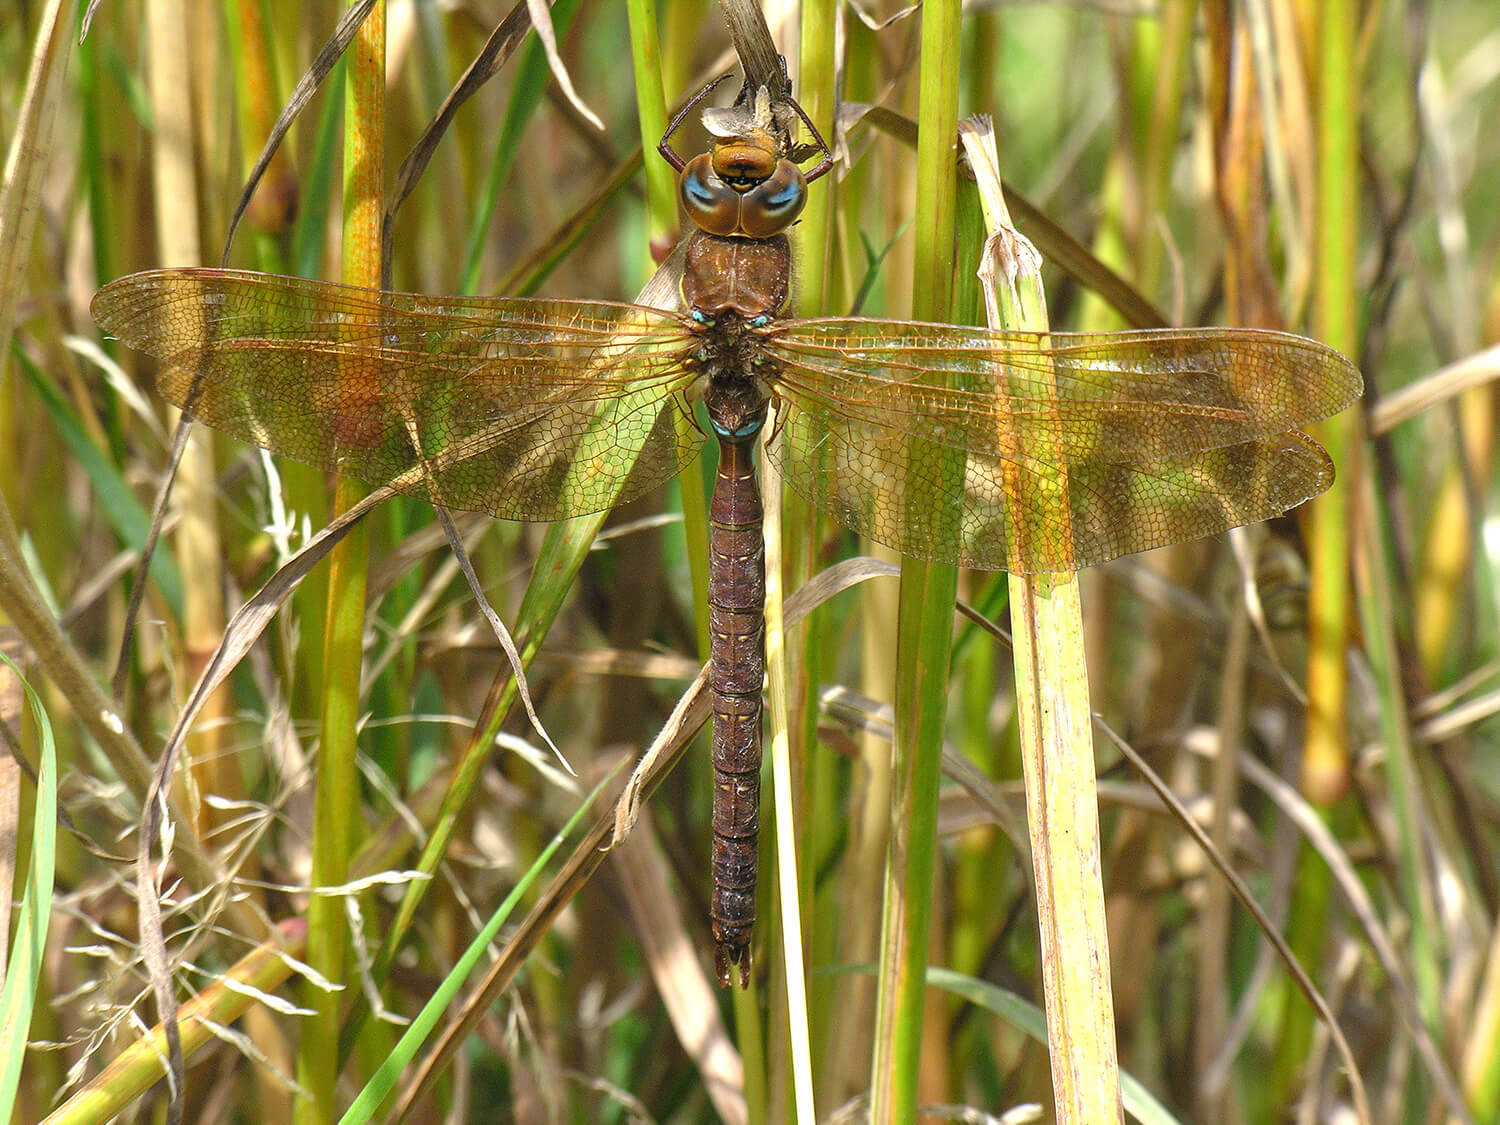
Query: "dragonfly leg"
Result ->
[[660, 72, 738, 173]]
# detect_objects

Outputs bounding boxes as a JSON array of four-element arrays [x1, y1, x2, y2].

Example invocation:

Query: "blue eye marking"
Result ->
[[711, 417, 765, 439]]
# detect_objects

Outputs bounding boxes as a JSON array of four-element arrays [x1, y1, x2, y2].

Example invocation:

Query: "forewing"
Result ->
[[766, 321, 1362, 463], [92, 268, 705, 521], [763, 320, 1359, 572]]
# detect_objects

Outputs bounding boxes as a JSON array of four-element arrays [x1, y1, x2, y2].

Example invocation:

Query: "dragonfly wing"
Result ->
[[92, 269, 706, 521], [766, 321, 1361, 464], [764, 319, 1355, 571]]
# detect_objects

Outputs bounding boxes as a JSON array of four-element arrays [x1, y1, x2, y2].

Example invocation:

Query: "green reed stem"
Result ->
[[297, 3, 382, 1120], [1302, 0, 1359, 800], [1276, 0, 1363, 1107], [869, 1, 961, 1119]]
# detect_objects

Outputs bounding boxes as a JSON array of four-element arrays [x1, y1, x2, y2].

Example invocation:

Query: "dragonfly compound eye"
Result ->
[[680, 153, 742, 237], [738, 160, 808, 238]]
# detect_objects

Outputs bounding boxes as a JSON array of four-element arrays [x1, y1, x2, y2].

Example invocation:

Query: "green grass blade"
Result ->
[[0, 655, 56, 1120]]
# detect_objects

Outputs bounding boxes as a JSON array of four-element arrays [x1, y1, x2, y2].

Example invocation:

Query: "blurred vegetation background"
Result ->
[[2, 0, 1499, 1122]]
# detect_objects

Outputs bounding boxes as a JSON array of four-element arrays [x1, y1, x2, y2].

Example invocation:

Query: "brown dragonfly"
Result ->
[[92, 82, 1362, 986]]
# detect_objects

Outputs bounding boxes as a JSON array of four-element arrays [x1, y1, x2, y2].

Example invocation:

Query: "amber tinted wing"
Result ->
[[92, 268, 705, 521], [762, 321, 1363, 572]]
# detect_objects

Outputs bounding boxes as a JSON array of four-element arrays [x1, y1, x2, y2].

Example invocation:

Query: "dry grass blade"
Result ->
[[717, 0, 785, 93], [964, 117, 1121, 1123], [1370, 342, 1500, 434]]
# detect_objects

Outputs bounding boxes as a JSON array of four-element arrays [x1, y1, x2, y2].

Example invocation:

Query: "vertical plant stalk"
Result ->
[[146, 0, 236, 842], [762, 439, 817, 1123], [1301, 0, 1360, 804], [789, 3, 845, 1109], [870, 0, 960, 1119], [298, 3, 383, 1121], [964, 122, 1123, 1124]]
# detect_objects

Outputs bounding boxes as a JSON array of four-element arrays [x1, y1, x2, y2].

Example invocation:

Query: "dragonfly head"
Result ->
[[679, 126, 808, 240]]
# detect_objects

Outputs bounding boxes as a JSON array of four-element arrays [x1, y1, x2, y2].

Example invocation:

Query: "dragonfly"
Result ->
[[92, 79, 1363, 987]]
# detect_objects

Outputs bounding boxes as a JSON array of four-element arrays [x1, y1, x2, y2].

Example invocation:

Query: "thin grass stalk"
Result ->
[[1301, 0, 1360, 805], [762, 445, 817, 1122], [1137, 0, 1199, 299], [1270, 0, 1363, 1106], [936, 130, 997, 1103], [626, 0, 676, 251], [146, 0, 236, 846], [776, 5, 840, 1110], [832, 21, 897, 1106], [792, 2, 839, 1053], [1195, 590, 1250, 1121], [298, 4, 383, 1119], [1353, 473, 1442, 1024], [276, 59, 337, 711], [869, 0, 961, 1118], [964, 122, 1122, 1124]]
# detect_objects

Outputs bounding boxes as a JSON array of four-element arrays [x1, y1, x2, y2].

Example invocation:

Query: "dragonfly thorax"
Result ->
[[681, 231, 791, 321]]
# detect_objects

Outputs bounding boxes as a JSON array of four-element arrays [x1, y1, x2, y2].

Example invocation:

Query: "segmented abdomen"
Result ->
[[706, 431, 765, 985]]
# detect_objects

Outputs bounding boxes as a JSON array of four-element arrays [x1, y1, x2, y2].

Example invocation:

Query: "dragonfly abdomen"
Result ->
[[706, 426, 766, 986]]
